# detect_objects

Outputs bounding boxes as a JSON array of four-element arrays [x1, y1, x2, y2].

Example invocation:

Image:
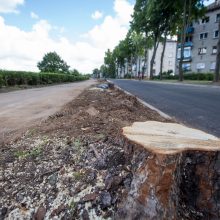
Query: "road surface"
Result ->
[[0, 80, 95, 140], [112, 80, 220, 137]]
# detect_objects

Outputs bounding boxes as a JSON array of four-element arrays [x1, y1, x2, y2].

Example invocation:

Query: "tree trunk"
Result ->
[[138, 57, 141, 73], [179, 0, 187, 82], [215, 20, 220, 82], [130, 55, 133, 78], [160, 35, 167, 80], [150, 39, 159, 80], [117, 121, 220, 220], [143, 48, 148, 78], [126, 59, 129, 78]]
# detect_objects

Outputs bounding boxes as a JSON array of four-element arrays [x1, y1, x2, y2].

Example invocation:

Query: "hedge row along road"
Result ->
[[0, 71, 89, 87], [0, 79, 95, 141]]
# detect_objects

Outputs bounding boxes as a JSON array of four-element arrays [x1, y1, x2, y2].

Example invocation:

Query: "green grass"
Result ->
[[15, 147, 42, 159], [72, 171, 84, 181]]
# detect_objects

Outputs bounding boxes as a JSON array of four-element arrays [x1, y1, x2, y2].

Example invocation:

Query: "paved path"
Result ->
[[112, 79, 220, 137], [0, 80, 95, 139]]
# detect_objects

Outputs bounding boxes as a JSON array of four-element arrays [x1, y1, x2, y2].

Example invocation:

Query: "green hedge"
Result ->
[[153, 73, 214, 81], [0, 70, 89, 87], [0, 75, 4, 88]]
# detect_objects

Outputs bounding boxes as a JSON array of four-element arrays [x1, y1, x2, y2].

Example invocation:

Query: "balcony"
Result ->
[[177, 27, 194, 36], [177, 56, 192, 62], [186, 27, 194, 34], [178, 42, 193, 48]]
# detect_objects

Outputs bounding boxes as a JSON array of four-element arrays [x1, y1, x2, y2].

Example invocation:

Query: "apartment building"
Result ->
[[116, 39, 177, 78], [177, 0, 220, 73], [146, 40, 177, 77]]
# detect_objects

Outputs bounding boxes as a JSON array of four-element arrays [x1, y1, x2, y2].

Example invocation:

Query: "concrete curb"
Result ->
[[108, 80, 173, 120]]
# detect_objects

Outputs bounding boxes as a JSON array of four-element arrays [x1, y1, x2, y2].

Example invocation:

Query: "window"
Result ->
[[216, 13, 220, 22], [214, 30, 219, 38], [182, 63, 191, 71], [169, 61, 173, 66], [177, 47, 191, 59], [210, 62, 216, 70], [200, 33, 208, 40], [185, 36, 193, 42], [196, 63, 205, 69], [201, 17, 209, 23], [198, 47, 207, 55], [212, 46, 217, 54]]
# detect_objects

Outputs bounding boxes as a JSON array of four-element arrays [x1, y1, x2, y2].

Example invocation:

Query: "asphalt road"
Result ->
[[112, 79, 220, 137], [0, 80, 95, 140]]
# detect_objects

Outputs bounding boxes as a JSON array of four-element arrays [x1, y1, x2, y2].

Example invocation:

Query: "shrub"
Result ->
[[0, 74, 4, 88], [124, 74, 132, 79], [153, 72, 214, 81], [184, 73, 214, 81], [0, 70, 89, 88]]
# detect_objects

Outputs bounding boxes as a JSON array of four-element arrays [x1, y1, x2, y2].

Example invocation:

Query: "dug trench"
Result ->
[[0, 83, 220, 219]]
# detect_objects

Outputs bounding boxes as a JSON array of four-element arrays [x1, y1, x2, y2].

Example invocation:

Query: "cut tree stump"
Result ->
[[116, 121, 220, 220]]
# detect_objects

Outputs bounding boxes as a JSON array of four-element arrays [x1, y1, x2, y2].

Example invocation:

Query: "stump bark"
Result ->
[[116, 121, 220, 220]]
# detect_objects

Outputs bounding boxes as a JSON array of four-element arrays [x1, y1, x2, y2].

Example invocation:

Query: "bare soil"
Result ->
[[0, 84, 172, 219], [0, 80, 95, 143]]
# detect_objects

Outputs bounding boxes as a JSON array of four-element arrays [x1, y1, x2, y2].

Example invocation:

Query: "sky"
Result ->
[[0, 0, 134, 73], [0, 0, 215, 73]]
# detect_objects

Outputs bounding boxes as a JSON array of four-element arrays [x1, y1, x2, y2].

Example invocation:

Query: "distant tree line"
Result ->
[[0, 52, 90, 88]]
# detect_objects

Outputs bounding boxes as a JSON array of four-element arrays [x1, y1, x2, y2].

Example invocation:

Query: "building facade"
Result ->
[[177, 0, 220, 73], [116, 40, 177, 78], [146, 40, 177, 77]]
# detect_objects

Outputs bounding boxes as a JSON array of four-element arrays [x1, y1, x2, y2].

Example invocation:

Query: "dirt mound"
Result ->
[[0, 86, 171, 219]]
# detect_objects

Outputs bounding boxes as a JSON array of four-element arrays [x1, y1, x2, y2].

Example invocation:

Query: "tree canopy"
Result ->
[[97, 0, 206, 80], [37, 52, 70, 74]]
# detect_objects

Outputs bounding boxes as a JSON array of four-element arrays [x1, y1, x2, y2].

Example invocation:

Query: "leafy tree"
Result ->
[[37, 52, 70, 73], [70, 69, 80, 76], [99, 65, 109, 78], [113, 30, 151, 78], [113, 38, 132, 78], [131, 0, 205, 81], [131, 0, 165, 79], [175, 0, 205, 81], [131, 0, 152, 77], [130, 31, 146, 76], [113, 31, 137, 78], [104, 49, 116, 78], [156, 0, 178, 80], [92, 68, 100, 78]]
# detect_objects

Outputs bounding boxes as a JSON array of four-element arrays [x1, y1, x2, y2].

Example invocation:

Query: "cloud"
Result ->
[[91, 10, 103, 20], [0, 0, 134, 73], [85, 0, 133, 50], [0, 0, 24, 13], [30, 11, 39, 19], [114, 0, 133, 25]]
